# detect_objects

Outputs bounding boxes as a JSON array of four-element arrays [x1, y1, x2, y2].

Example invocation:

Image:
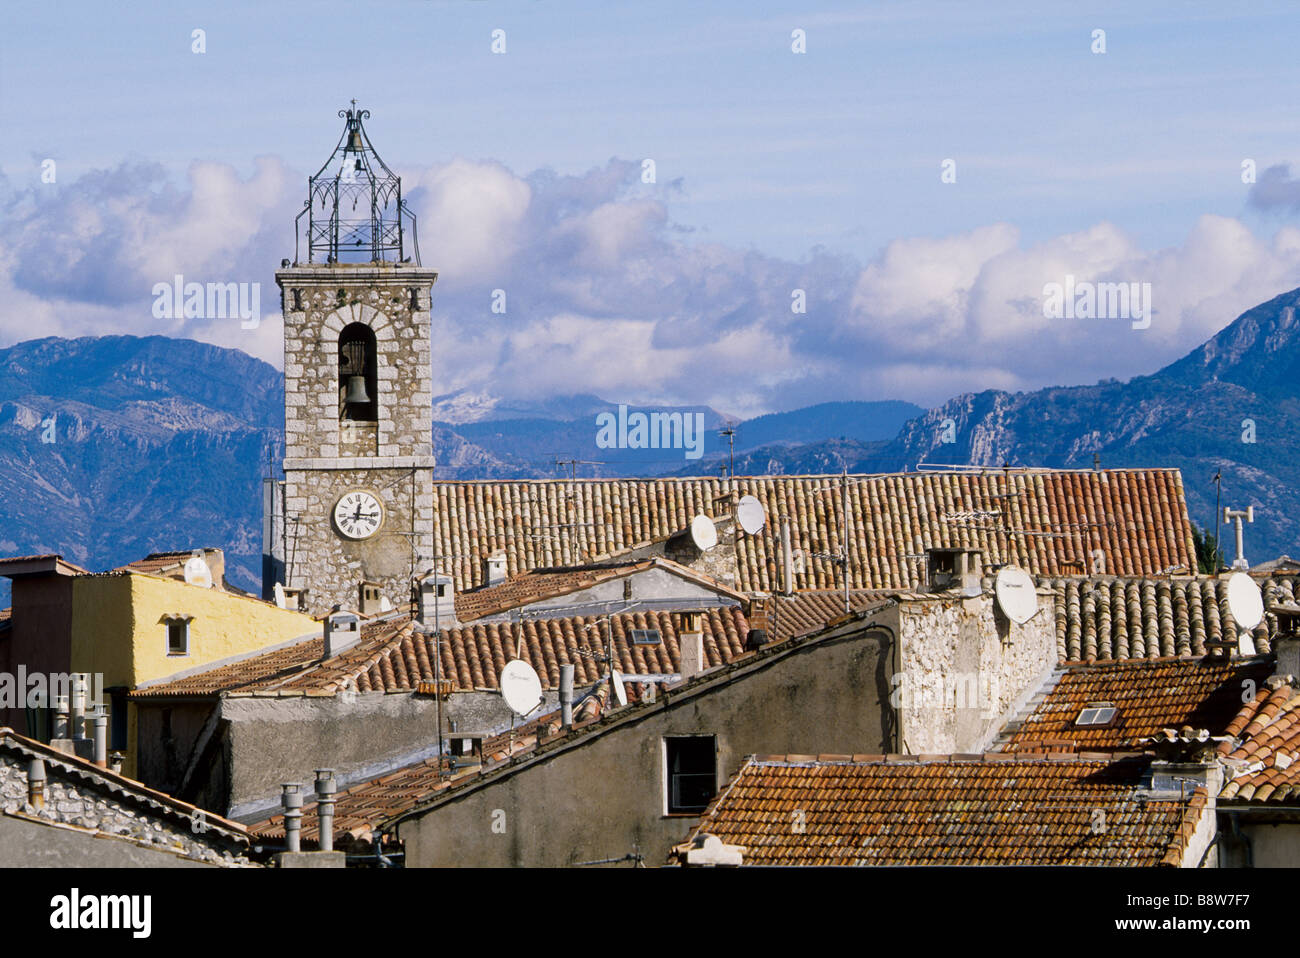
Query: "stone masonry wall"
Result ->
[[276, 265, 437, 614], [0, 751, 253, 866]]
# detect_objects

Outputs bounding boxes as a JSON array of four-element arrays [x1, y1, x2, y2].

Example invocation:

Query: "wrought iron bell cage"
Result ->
[[294, 102, 421, 265]]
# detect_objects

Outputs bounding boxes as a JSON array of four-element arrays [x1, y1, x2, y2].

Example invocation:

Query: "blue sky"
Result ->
[[5, 1, 1300, 414]]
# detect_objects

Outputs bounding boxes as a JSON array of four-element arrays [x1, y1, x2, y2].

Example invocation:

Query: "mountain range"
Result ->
[[2, 287, 1298, 603]]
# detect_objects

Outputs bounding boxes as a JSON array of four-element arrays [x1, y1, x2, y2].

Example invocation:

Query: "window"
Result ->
[[165, 617, 191, 656], [664, 736, 717, 814], [1075, 705, 1119, 727], [108, 688, 128, 752]]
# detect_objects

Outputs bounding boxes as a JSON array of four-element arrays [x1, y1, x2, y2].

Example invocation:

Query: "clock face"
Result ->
[[333, 490, 384, 540]]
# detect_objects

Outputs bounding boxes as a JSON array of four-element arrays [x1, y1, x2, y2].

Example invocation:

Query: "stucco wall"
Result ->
[[0, 575, 75, 735], [894, 592, 1056, 754], [68, 573, 315, 777], [400, 627, 891, 867]]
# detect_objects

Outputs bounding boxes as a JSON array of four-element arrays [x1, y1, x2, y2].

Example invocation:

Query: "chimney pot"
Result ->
[[314, 769, 338, 853], [53, 696, 69, 740], [559, 664, 575, 729], [91, 708, 108, 767], [281, 783, 305, 854], [27, 758, 46, 810]]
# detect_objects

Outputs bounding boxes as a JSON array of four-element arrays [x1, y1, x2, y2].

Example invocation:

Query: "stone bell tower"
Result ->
[[264, 103, 437, 615]]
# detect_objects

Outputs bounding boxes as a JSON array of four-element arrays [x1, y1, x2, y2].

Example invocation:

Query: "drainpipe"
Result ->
[[560, 664, 574, 730], [315, 770, 337, 853], [27, 758, 46, 810], [281, 783, 304, 854]]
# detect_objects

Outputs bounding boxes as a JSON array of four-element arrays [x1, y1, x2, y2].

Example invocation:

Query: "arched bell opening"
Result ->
[[338, 322, 378, 423]]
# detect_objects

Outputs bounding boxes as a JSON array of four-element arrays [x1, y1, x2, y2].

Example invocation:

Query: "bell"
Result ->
[[344, 375, 371, 405], [347, 129, 363, 152]]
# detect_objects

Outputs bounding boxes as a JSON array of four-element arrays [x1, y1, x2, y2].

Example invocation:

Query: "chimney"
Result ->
[[559, 664, 575, 729], [358, 581, 385, 617], [70, 675, 87, 738], [108, 752, 124, 775], [27, 758, 46, 810], [780, 518, 794, 596], [201, 548, 226, 588], [417, 572, 457, 630], [747, 597, 770, 650], [315, 769, 337, 853], [281, 783, 304, 853], [52, 695, 69, 740], [1273, 607, 1300, 680], [679, 612, 705, 681], [484, 553, 508, 587], [90, 708, 108, 768], [323, 611, 362, 659]]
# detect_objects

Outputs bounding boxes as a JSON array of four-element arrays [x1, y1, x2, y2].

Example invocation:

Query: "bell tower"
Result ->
[[266, 103, 437, 615]]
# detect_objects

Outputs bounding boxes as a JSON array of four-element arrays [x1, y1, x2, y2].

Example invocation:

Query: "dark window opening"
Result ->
[[339, 322, 378, 422], [166, 619, 190, 656], [109, 689, 128, 752], [666, 736, 716, 814]]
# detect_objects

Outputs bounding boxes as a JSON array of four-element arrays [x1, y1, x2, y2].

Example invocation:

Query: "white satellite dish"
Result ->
[[611, 670, 628, 707], [273, 582, 288, 609], [499, 659, 543, 716], [995, 566, 1037, 624], [183, 555, 213, 589], [736, 495, 766, 535], [690, 514, 718, 551], [1226, 572, 1264, 631]]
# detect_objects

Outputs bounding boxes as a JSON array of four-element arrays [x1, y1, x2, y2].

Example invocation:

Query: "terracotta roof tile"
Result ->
[[427, 470, 1195, 593], [1044, 575, 1293, 662], [1218, 680, 1300, 805], [1004, 657, 1273, 753], [132, 605, 750, 698], [683, 755, 1198, 866]]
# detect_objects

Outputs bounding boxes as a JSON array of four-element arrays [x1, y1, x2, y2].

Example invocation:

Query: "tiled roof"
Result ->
[[452, 557, 742, 622], [0, 554, 90, 576], [1218, 680, 1300, 805], [117, 551, 202, 576], [133, 606, 750, 698], [0, 727, 250, 847], [429, 470, 1195, 593], [1003, 657, 1274, 753], [682, 754, 1203, 866], [1045, 575, 1283, 662], [767, 589, 939, 640]]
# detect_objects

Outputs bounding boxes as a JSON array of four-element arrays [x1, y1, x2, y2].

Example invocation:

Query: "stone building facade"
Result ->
[[269, 265, 438, 614], [0, 729, 254, 867]]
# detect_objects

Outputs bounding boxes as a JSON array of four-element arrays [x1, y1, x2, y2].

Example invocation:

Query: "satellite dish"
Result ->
[[611, 670, 628, 707], [737, 495, 766, 535], [995, 566, 1038, 624], [499, 659, 543, 716], [379, 595, 394, 613], [1226, 572, 1264, 630], [273, 582, 288, 609], [690, 514, 718, 551], [183, 555, 213, 589]]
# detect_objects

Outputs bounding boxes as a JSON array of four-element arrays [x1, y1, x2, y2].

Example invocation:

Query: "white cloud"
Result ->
[[4, 155, 1300, 412]]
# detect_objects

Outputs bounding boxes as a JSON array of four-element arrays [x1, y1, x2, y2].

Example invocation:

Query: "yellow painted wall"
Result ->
[[69, 573, 318, 776]]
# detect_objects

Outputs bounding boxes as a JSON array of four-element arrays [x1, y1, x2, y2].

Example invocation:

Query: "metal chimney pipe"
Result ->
[[53, 696, 69, 739], [315, 770, 337, 853], [559, 664, 574, 729], [281, 783, 304, 854], [70, 675, 86, 737], [91, 708, 108, 768], [27, 758, 46, 809], [781, 518, 794, 596]]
